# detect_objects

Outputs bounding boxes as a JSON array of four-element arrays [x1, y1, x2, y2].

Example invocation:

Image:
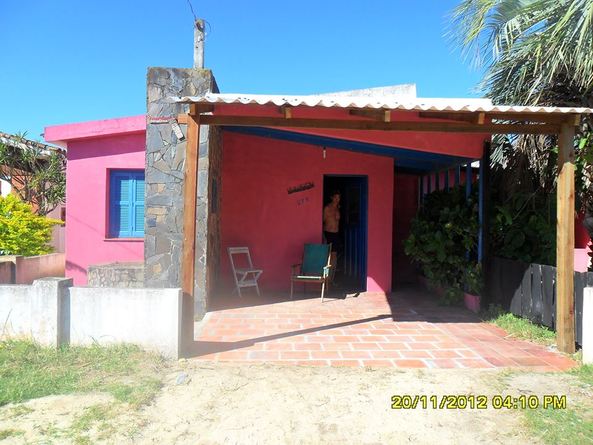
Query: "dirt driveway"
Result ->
[[2, 362, 592, 444]]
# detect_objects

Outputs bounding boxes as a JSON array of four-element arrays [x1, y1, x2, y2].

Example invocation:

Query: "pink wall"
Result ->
[[61, 133, 145, 284], [392, 173, 418, 284], [220, 132, 394, 293]]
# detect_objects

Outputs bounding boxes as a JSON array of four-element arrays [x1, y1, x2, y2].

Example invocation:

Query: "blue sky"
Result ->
[[0, 0, 484, 141]]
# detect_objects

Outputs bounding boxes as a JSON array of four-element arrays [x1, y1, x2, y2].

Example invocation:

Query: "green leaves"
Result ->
[[0, 133, 66, 216], [0, 195, 63, 256], [404, 185, 481, 304]]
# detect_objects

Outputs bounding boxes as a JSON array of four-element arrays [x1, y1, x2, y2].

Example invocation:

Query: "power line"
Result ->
[[186, 0, 197, 22]]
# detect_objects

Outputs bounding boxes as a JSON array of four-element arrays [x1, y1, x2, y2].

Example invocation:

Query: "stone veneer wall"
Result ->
[[87, 263, 144, 288], [144, 67, 221, 320]]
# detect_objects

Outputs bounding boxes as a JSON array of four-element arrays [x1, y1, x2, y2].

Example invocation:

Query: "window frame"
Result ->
[[107, 169, 145, 239]]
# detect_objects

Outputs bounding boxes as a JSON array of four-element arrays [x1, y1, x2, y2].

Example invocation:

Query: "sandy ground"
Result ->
[[1, 363, 592, 445]]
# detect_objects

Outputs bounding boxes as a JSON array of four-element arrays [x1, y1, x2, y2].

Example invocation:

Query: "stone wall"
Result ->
[[144, 67, 220, 320], [87, 262, 144, 288]]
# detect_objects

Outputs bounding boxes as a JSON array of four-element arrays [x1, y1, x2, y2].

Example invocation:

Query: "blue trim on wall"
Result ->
[[223, 126, 472, 173]]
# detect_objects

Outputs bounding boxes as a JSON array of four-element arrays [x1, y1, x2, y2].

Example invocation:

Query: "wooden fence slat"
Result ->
[[574, 272, 584, 346], [486, 257, 586, 346], [509, 260, 525, 316], [490, 258, 502, 305], [541, 265, 555, 328], [531, 264, 543, 324], [521, 265, 533, 321]]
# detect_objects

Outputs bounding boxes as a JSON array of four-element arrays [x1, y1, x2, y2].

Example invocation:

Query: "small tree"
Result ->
[[0, 133, 66, 216], [0, 195, 63, 256]]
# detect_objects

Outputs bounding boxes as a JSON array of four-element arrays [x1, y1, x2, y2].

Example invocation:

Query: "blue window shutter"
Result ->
[[109, 170, 144, 238], [132, 173, 145, 237]]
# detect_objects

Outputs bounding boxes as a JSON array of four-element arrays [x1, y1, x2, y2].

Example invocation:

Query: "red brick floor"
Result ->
[[191, 286, 576, 370]]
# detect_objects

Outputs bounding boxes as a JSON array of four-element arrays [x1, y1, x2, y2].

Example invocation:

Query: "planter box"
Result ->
[[464, 292, 481, 313]]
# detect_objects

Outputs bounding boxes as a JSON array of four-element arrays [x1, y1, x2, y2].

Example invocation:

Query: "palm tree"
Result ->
[[451, 0, 593, 106], [450, 0, 593, 267]]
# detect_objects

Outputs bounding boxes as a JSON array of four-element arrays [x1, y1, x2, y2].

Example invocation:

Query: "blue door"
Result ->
[[324, 175, 368, 292]]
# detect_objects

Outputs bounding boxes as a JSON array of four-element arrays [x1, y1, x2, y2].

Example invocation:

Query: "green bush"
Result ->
[[404, 185, 481, 304], [0, 194, 62, 256], [490, 192, 556, 265]]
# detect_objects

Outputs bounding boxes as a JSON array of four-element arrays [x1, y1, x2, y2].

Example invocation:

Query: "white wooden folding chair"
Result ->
[[227, 247, 263, 297]]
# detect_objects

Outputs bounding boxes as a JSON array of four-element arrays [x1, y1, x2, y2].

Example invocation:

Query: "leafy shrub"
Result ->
[[490, 192, 556, 265], [0, 195, 62, 256], [404, 185, 480, 304]]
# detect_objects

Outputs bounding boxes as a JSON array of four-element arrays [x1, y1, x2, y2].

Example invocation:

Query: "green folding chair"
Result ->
[[290, 243, 333, 302]]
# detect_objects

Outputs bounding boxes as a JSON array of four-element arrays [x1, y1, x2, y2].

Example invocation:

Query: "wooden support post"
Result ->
[[444, 169, 450, 191], [478, 159, 484, 263], [419, 176, 424, 206], [556, 123, 576, 353], [480, 142, 492, 305], [465, 164, 472, 262], [181, 106, 201, 297], [455, 166, 461, 186], [465, 164, 472, 197], [435, 171, 440, 190]]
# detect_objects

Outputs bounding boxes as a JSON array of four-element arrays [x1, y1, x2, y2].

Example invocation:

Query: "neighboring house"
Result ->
[[44, 117, 145, 283], [0, 131, 66, 253]]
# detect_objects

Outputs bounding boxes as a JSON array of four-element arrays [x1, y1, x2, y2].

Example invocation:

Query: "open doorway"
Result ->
[[323, 175, 368, 293]]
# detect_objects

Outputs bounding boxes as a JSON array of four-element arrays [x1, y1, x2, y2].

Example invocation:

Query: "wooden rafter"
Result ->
[[196, 114, 560, 134], [349, 109, 391, 122]]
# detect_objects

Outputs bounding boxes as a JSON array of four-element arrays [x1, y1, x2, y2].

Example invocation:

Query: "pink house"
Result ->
[[44, 102, 488, 289], [45, 116, 146, 284], [43, 92, 591, 294]]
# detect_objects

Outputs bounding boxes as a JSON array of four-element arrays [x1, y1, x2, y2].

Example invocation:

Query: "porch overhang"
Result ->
[[175, 91, 593, 355]]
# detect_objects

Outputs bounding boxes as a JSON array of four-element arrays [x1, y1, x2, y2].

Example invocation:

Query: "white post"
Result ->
[[584, 287, 593, 364]]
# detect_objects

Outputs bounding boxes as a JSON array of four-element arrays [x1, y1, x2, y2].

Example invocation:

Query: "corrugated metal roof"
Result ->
[[172, 93, 593, 114], [0, 131, 64, 155]]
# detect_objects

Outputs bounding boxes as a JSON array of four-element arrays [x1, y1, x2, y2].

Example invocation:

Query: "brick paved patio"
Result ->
[[190, 286, 576, 370]]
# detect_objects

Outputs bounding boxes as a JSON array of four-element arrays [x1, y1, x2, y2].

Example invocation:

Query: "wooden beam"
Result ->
[[281, 106, 292, 119], [556, 123, 576, 353], [349, 109, 391, 122], [177, 113, 188, 124], [419, 110, 573, 125], [198, 114, 560, 134], [181, 106, 201, 297]]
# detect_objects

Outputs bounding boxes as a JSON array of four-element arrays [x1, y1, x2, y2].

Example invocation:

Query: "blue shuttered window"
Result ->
[[109, 170, 145, 238]]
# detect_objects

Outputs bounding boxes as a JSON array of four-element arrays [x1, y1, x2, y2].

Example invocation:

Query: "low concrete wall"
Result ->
[[0, 254, 65, 284], [0, 278, 71, 345], [0, 284, 30, 338], [87, 262, 144, 288], [15, 253, 65, 284], [0, 278, 182, 358], [0, 261, 14, 284], [69, 287, 181, 358]]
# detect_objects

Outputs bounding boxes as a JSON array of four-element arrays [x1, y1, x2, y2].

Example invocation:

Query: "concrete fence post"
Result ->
[[584, 287, 593, 364], [29, 277, 72, 347]]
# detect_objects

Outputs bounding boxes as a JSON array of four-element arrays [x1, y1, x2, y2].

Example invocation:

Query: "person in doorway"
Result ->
[[323, 190, 342, 282]]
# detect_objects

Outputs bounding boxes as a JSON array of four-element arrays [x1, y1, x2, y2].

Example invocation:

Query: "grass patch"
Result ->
[[570, 364, 593, 387], [0, 340, 166, 407], [525, 406, 593, 444], [0, 428, 24, 440], [481, 305, 556, 345], [67, 403, 120, 445]]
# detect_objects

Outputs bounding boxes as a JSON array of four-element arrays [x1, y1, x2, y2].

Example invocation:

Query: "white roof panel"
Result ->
[[171, 93, 592, 114]]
